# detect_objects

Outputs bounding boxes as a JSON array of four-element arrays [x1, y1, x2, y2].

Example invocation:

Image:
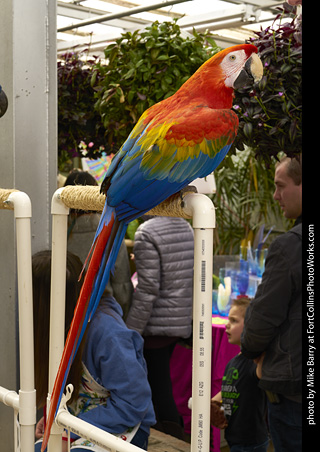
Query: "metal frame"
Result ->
[[56, 0, 288, 54]]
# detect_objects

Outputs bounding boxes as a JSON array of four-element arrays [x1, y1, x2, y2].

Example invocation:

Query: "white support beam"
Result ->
[[57, 2, 150, 29], [0, 2, 57, 448], [57, 0, 190, 32]]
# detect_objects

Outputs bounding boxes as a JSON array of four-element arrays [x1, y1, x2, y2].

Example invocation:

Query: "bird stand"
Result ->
[[49, 186, 215, 452], [0, 189, 36, 452]]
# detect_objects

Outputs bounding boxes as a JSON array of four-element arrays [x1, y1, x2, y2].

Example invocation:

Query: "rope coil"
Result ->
[[60, 185, 192, 219], [1, 186, 193, 218], [0, 189, 19, 210]]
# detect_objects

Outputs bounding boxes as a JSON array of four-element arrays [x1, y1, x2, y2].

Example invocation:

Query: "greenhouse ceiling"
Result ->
[[57, 0, 296, 55]]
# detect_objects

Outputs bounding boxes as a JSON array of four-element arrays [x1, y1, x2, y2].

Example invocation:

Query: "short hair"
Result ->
[[64, 168, 98, 187], [231, 296, 251, 317], [64, 169, 98, 215], [277, 155, 302, 185]]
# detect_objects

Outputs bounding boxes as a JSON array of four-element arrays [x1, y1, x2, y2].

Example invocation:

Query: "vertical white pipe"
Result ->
[[7, 192, 36, 452], [47, 188, 70, 451], [182, 194, 215, 452]]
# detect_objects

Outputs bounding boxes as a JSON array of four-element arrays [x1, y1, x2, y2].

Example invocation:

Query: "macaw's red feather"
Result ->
[[41, 215, 114, 452], [165, 107, 238, 145]]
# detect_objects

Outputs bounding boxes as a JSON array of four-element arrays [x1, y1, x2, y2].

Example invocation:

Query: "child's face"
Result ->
[[225, 306, 244, 346]]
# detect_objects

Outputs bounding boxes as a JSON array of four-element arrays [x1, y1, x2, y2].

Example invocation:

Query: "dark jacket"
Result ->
[[67, 213, 133, 319], [126, 216, 194, 338], [241, 220, 302, 397]]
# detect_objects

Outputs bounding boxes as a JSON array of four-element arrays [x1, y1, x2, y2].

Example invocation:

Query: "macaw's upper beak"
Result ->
[[233, 52, 263, 90], [0, 86, 8, 118]]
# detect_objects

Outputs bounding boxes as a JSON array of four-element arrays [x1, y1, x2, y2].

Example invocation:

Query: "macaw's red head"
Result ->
[[178, 43, 263, 109], [201, 43, 263, 88], [218, 44, 263, 90]]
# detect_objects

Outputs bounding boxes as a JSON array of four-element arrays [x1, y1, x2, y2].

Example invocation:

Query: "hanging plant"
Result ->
[[92, 20, 220, 152], [232, 4, 302, 165], [57, 51, 109, 171]]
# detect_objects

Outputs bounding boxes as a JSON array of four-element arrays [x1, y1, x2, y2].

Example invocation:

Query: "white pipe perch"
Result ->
[[0, 190, 36, 452], [55, 385, 148, 452], [47, 188, 70, 452], [48, 187, 215, 452], [183, 193, 214, 452]]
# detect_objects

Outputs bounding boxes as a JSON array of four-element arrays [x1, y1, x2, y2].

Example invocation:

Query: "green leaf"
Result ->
[[151, 48, 160, 59], [126, 219, 140, 241], [124, 68, 135, 79], [243, 122, 253, 138]]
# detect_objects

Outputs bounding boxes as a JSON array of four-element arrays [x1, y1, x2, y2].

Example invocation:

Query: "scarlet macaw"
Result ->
[[42, 43, 263, 450]]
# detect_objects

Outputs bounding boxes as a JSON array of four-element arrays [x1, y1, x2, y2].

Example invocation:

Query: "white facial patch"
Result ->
[[220, 49, 248, 88]]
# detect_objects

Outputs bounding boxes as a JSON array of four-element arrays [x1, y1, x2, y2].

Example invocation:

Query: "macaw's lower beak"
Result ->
[[234, 52, 263, 89]]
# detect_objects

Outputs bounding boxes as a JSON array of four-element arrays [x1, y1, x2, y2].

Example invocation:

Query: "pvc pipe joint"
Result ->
[[6, 191, 32, 218], [19, 390, 37, 425], [51, 188, 69, 216], [0, 387, 19, 410], [182, 193, 215, 229]]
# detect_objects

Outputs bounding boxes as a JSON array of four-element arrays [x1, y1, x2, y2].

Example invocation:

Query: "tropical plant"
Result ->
[[57, 51, 108, 171], [92, 20, 220, 152], [232, 4, 302, 165], [212, 149, 291, 255]]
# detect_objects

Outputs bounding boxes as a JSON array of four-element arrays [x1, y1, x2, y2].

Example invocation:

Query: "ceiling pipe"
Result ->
[[58, 0, 190, 32]]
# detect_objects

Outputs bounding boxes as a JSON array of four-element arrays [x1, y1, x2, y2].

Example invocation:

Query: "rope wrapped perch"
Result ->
[[0, 189, 19, 210], [1, 186, 195, 218], [59, 185, 193, 219]]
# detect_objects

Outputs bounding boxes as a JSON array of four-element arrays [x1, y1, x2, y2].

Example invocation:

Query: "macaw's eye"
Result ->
[[229, 55, 236, 61]]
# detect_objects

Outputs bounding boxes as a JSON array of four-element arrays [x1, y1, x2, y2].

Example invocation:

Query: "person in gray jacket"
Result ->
[[126, 215, 194, 440], [241, 156, 302, 451]]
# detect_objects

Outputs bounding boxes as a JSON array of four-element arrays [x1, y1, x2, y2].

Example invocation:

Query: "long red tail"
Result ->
[[41, 215, 114, 451]]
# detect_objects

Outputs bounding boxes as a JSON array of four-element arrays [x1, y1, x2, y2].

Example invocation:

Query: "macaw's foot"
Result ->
[[179, 185, 198, 208], [179, 184, 198, 198]]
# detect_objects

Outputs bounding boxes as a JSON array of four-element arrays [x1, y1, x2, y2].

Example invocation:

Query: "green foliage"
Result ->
[[212, 149, 291, 255], [126, 219, 140, 241], [57, 21, 219, 169], [93, 20, 220, 151], [232, 5, 302, 165], [57, 51, 109, 171]]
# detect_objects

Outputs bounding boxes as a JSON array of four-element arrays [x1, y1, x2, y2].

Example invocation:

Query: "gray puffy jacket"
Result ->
[[126, 216, 194, 338]]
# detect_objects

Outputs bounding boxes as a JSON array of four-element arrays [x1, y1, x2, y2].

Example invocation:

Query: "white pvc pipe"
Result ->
[[56, 408, 145, 452], [0, 387, 20, 452], [47, 190, 215, 452], [183, 194, 215, 452], [0, 387, 20, 410], [47, 188, 70, 451], [6, 191, 36, 452]]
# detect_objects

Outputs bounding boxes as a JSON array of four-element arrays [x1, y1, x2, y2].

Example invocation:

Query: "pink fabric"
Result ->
[[170, 319, 240, 451]]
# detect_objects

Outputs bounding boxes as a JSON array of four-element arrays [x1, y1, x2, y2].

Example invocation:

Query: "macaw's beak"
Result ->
[[0, 86, 8, 118], [234, 52, 263, 89]]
